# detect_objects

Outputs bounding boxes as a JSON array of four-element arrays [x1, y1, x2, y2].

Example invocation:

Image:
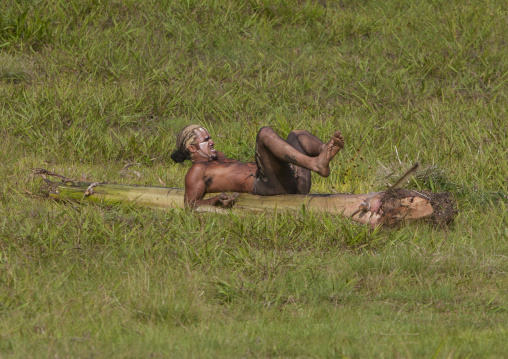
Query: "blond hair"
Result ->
[[171, 124, 202, 163]]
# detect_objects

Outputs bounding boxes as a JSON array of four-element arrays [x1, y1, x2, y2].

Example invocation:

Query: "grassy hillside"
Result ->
[[1, 0, 507, 357]]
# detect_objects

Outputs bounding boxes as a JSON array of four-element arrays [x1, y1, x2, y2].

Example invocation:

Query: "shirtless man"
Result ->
[[171, 125, 344, 207]]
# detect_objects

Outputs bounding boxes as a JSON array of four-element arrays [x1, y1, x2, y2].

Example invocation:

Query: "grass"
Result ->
[[1, 0, 507, 357]]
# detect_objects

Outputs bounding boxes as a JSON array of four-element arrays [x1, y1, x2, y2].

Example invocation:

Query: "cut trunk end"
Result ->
[[377, 188, 456, 227]]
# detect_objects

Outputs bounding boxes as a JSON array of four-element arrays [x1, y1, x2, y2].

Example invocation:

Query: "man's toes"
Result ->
[[331, 131, 343, 145]]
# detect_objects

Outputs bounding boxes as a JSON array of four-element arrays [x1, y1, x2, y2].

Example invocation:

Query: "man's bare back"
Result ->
[[171, 125, 344, 207]]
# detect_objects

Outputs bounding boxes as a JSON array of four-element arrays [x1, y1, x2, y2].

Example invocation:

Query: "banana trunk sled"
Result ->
[[35, 168, 456, 227]]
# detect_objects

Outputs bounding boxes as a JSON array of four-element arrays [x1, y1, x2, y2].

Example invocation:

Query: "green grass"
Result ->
[[1, 0, 507, 357]]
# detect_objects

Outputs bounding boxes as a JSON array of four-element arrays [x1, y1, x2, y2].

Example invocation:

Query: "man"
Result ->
[[171, 124, 344, 207]]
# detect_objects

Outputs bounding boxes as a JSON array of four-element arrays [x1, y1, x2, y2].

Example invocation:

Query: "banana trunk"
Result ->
[[40, 176, 455, 227]]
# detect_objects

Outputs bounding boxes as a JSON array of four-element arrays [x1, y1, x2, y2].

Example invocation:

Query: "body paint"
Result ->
[[198, 141, 213, 160], [193, 127, 217, 160]]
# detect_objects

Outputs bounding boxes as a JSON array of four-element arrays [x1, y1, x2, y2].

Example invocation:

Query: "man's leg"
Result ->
[[286, 130, 325, 194], [253, 127, 343, 195], [287, 130, 324, 156]]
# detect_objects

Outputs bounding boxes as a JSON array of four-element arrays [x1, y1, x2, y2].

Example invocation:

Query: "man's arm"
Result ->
[[184, 164, 236, 207]]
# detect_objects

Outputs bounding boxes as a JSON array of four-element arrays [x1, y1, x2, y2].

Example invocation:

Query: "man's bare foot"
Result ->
[[315, 131, 344, 177]]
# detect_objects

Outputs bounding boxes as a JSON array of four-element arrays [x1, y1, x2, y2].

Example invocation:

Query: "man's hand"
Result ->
[[217, 192, 238, 208]]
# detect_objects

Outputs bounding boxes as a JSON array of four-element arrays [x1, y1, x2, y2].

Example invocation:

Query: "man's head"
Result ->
[[171, 124, 218, 163]]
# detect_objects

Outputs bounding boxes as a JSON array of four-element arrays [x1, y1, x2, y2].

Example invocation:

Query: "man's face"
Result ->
[[192, 127, 218, 160]]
